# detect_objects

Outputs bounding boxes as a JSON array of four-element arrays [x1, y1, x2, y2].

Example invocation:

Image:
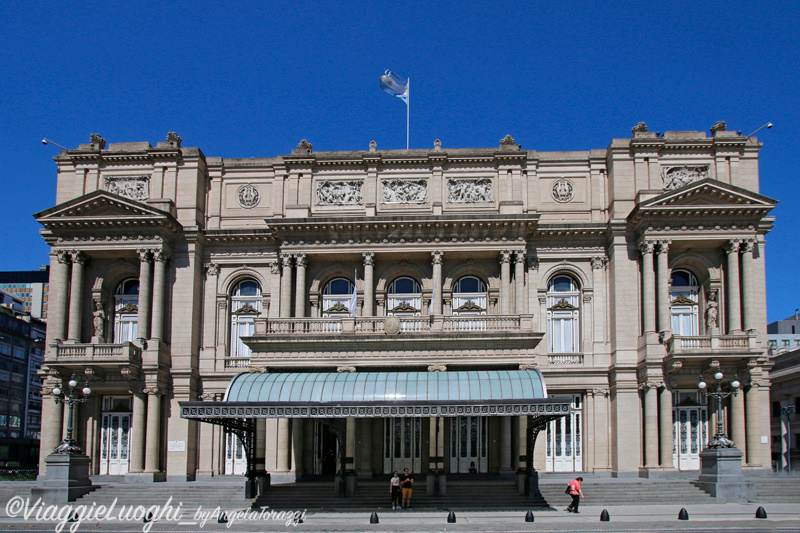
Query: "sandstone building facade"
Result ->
[[35, 124, 776, 482]]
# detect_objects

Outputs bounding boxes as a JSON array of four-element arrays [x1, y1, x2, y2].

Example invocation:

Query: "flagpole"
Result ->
[[406, 77, 410, 151]]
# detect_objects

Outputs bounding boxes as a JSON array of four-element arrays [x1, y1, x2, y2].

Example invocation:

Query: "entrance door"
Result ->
[[224, 432, 246, 475], [384, 418, 422, 474], [545, 395, 582, 472], [314, 421, 338, 475], [99, 413, 131, 475], [449, 416, 488, 473], [673, 406, 708, 470]]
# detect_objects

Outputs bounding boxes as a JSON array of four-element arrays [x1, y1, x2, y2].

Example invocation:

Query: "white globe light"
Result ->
[[52, 387, 62, 396], [83, 387, 92, 395], [714, 372, 723, 381], [698, 381, 707, 389], [731, 380, 740, 389], [68, 379, 78, 388]]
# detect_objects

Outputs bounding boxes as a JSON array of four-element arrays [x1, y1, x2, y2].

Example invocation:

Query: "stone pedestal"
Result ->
[[335, 470, 357, 497], [524, 470, 542, 499], [31, 453, 93, 504], [696, 447, 755, 501], [426, 469, 446, 495]]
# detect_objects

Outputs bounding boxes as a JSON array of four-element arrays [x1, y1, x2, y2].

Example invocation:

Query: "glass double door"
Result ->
[[225, 433, 246, 475], [383, 418, 422, 474], [545, 395, 583, 472], [99, 413, 131, 475], [449, 416, 488, 473], [673, 406, 708, 470]]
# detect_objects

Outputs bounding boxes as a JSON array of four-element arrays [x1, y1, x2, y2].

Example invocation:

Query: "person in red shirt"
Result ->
[[565, 477, 584, 513]]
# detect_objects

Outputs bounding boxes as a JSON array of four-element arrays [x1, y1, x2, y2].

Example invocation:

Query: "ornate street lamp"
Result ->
[[698, 372, 740, 449], [51, 375, 92, 455]]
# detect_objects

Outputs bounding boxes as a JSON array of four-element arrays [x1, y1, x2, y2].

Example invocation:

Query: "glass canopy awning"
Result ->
[[180, 370, 571, 419]]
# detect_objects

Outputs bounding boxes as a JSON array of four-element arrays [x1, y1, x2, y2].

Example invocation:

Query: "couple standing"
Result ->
[[390, 468, 414, 509]]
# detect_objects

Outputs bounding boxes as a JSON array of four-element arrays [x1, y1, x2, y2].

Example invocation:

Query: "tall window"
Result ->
[[322, 278, 354, 316], [230, 280, 262, 358], [113, 279, 139, 343], [387, 277, 421, 316], [547, 275, 580, 353], [670, 270, 699, 336], [452, 276, 487, 315]]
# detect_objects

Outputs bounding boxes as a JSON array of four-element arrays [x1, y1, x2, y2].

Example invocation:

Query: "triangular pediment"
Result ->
[[35, 190, 179, 232], [629, 178, 776, 226]]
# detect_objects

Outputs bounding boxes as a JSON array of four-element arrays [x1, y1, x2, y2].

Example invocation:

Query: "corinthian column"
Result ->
[[500, 250, 512, 315], [151, 251, 169, 341], [655, 240, 671, 334], [514, 251, 526, 314], [280, 255, 293, 318], [431, 250, 443, 315], [67, 251, 87, 342], [53, 250, 71, 341], [745, 381, 761, 466], [740, 240, 756, 331], [724, 239, 742, 333], [659, 385, 673, 468], [643, 383, 659, 468], [137, 249, 154, 341], [294, 253, 307, 318], [143, 388, 162, 473], [639, 241, 656, 334], [362, 252, 375, 316]]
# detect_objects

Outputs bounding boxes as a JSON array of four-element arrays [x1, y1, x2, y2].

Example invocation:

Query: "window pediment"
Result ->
[[671, 294, 697, 306], [550, 299, 576, 311], [116, 302, 138, 314], [325, 302, 350, 314], [232, 303, 261, 316], [390, 302, 419, 313], [456, 301, 485, 312]]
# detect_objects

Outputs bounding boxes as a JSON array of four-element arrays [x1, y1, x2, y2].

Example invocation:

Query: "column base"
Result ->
[[31, 453, 94, 504], [124, 472, 167, 483]]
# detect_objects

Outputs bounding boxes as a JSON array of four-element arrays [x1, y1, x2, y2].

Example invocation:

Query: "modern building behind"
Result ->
[[34, 124, 775, 484], [0, 266, 50, 319], [769, 347, 800, 471], [768, 312, 800, 354], [0, 289, 45, 466]]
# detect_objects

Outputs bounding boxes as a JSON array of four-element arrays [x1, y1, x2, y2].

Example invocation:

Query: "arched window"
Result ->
[[114, 279, 139, 343], [387, 277, 421, 316], [452, 276, 487, 315], [230, 280, 262, 358], [670, 270, 699, 336], [322, 277, 355, 316], [547, 275, 580, 353]]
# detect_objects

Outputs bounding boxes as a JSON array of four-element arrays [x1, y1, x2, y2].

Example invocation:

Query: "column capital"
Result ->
[[526, 255, 539, 271], [741, 239, 756, 253], [128, 383, 145, 395], [56, 249, 72, 264], [638, 241, 656, 255], [280, 254, 294, 268], [362, 251, 375, 266], [499, 250, 512, 264], [590, 388, 610, 398], [310, 300, 319, 309], [137, 248, 155, 263], [270, 261, 281, 275], [638, 381, 660, 391], [724, 239, 742, 254], [143, 386, 161, 396], [153, 250, 170, 263], [591, 256, 609, 269], [431, 250, 443, 265], [513, 250, 526, 264], [70, 250, 88, 265], [655, 240, 671, 254], [204, 262, 220, 277], [294, 253, 307, 268]]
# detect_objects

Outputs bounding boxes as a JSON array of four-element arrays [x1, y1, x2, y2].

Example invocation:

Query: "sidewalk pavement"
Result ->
[[1, 502, 799, 533]]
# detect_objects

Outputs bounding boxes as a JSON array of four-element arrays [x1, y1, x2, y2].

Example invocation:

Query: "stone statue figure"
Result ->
[[705, 290, 719, 329], [93, 300, 105, 338]]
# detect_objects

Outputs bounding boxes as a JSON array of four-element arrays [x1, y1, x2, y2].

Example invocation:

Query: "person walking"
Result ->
[[400, 467, 414, 509], [390, 471, 401, 509], [565, 476, 584, 513]]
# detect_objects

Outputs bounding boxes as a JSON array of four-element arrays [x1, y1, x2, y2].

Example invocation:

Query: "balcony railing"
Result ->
[[223, 357, 252, 369], [53, 342, 142, 362], [668, 333, 757, 354], [548, 353, 583, 366], [258, 314, 532, 336]]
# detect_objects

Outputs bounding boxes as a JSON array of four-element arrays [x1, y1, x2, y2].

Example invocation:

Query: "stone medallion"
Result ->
[[237, 184, 260, 208], [384, 316, 401, 335]]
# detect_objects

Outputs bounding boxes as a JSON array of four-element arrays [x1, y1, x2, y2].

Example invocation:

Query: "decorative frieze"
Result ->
[[447, 178, 493, 203], [316, 180, 364, 205], [105, 176, 150, 200], [662, 166, 709, 190], [382, 179, 427, 203]]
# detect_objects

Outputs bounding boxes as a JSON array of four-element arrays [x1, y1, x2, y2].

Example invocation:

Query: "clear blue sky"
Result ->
[[1, 1, 797, 322]]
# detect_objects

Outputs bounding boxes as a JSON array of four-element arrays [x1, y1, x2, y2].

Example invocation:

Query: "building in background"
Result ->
[[34, 124, 775, 485], [0, 289, 45, 466], [768, 312, 800, 355], [769, 347, 800, 471], [0, 266, 50, 319]]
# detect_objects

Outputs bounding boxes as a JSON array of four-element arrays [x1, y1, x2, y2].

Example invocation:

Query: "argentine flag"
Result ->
[[380, 70, 409, 104]]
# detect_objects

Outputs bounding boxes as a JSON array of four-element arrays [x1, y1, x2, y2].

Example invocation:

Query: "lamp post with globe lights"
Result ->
[[51, 375, 92, 455], [780, 404, 796, 472], [698, 372, 740, 449]]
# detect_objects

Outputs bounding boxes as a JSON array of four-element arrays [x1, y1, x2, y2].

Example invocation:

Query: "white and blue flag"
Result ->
[[379, 70, 409, 104], [347, 271, 358, 316]]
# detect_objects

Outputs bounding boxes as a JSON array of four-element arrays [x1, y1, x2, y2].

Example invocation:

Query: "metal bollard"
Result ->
[[678, 508, 689, 520], [447, 511, 457, 523], [370, 512, 379, 524], [600, 509, 610, 521], [525, 510, 534, 522], [755, 506, 767, 519]]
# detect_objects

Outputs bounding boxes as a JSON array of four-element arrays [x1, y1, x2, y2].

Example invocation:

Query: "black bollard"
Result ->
[[600, 509, 610, 522], [678, 508, 689, 520], [525, 510, 534, 522], [143, 511, 153, 523], [218, 512, 228, 524], [370, 512, 379, 524], [447, 511, 457, 523], [755, 506, 767, 519]]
